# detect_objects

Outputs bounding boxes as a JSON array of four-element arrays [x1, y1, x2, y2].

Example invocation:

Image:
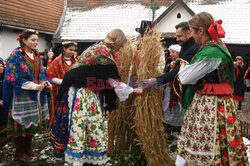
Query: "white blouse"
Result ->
[[178, 59, 221, 85], [107, 78, 134, 101]]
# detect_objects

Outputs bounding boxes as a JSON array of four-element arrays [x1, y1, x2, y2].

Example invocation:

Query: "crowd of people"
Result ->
[[0, 11, 249, 166]]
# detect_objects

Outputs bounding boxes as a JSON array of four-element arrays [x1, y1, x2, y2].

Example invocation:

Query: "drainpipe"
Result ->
[[53, 0, 68, 45]]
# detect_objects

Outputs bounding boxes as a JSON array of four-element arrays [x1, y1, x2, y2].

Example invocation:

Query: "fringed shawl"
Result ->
[[58, 42, 121, 111], [3, 47, 49, 112]]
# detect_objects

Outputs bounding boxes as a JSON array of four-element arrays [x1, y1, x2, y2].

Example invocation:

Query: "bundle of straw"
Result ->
[[107, 38, 137, 155], [134, 32, 173, 165]]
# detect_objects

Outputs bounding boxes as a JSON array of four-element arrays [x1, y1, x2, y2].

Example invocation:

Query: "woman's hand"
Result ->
[[36, 84, 45, 91], [180, 60, 189, 70], [133, 88, 143, 95], [47, 51, 54, 60], [43, 82, 52, 90]]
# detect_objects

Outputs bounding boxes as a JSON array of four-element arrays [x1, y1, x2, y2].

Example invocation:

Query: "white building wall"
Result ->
[[0, 28, 50, 60], [155, 4, 193, 33]]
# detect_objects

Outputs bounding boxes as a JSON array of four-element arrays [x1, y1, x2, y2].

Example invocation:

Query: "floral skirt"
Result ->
[[177, 93, 249, 166], [65, 87, 109, 165], [50, 94, 70, 158], [51, 87, 109, 164]]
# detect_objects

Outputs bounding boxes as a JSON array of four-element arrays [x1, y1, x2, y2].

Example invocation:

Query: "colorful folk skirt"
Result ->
[[177, 93, 249, 166], [50, 94, 70, 158], [7, 91, 49, 138], [50, 87, 109, 164], [65, 87, 109, 165]]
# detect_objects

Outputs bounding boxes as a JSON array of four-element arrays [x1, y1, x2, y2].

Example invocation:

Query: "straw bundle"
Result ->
[[134, 32, 173, 165], [108, 34, 173, 165], [107, 38, 137, 155]]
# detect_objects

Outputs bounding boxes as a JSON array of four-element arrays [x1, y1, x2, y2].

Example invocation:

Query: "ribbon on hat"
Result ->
[[208, 19, 225, 40]]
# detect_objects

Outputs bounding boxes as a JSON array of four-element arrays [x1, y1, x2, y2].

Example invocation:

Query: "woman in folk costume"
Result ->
[[46, 41, 77, 116], [233, 56, 247, 110], [163, 44, 184, 133], [50, 29, 142, 165], [175, 12, 248, 166], [3, 29, 52, 162], [0, 58, 8, 128]]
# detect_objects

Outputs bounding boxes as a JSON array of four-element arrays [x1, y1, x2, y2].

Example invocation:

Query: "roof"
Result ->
[[154, 0, 195, 25], [60, 0, 250, 44], [0, 0, 64, 33], [67, 0, 171, 8], [60, 3, 166, 41], [188, 0, 250, 44]]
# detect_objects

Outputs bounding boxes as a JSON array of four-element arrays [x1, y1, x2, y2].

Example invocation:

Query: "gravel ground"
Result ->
[[237, 92, 250, 123], [0, 93, 249, 165]]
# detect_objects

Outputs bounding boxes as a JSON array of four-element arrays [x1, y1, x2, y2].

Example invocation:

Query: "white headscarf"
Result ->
[[168, 44, 181, 53]]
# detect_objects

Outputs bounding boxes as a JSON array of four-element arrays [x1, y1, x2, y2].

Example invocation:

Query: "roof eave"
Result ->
[[224, 42, 250, 45], [0, 23, 55, 35], [54, 39, 99, 43]]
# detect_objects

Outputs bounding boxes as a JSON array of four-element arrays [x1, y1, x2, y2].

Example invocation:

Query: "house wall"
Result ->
[[0, 27, 51, 60], [155, 4, 192, 33]]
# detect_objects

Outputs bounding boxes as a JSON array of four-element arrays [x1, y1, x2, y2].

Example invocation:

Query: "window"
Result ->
[[177, 13, 181, 18]]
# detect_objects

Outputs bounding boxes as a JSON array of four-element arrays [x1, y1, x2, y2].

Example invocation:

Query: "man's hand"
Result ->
[[142, 78, 157, 88]]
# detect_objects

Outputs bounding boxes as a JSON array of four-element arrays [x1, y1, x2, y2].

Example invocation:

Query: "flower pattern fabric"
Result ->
[[3, 47, 49, 112], [49, 94, 70, 158], [4, 48, 49, 138], [47, 54, 75, 115], [66, 88, 107, 157], [71, 42, 115, 69], [177, 93, 249, 165]]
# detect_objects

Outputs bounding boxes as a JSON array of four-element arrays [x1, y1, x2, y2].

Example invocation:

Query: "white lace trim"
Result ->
[[65, 152, 110, 165], [184, 147, 214, 156], [68, 87, 75, 127], [107, 78, 133, 101], [12, 91, 49, 128], [178, 136, 185, 141], [178, 136, 213, 156]]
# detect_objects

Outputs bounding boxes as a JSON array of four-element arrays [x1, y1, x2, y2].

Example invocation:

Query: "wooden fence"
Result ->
[[240, 120, 250, 139]]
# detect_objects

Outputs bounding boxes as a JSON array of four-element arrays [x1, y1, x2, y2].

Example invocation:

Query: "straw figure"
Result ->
[[107, 38, 137, 155], [108, 33, 173, 165], [134, 32, 173, 165]]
